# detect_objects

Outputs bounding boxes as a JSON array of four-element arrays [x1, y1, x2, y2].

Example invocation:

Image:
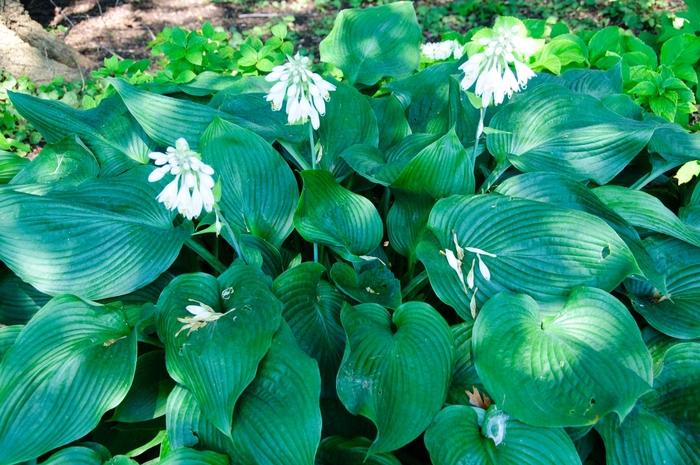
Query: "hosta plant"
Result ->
[[1, 2, 699, 465]]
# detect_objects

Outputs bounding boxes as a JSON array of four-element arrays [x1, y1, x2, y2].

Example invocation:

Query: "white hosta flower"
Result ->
[[421, 40, 464, 61], [148, 138, 216, 220], [265, 52, 336, 130], [176, 299, 224, 337], [484, 410, 509, 446], [459, 17, 542, 108]]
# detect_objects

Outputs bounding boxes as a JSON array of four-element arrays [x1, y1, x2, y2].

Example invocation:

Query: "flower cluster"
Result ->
[[265, 52, 336, 130], [175, 299, 225, 337], [441, 231, 496, 317], [148, 138, 216, 220], [420, 40, 464, 61], [459, 17, 541, 108]]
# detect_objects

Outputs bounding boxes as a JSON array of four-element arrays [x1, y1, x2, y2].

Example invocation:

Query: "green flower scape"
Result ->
[[0, 2, 699, 465]]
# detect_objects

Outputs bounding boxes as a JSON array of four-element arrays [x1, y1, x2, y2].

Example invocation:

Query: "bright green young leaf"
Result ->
[[316, 437, 401, 465], [10, 136, 99, 185], [294, 170, 383, 257], [417, 194, 637, 319], [473, 288, 652, 427], [318, 81, 379, 177], [0, 168, 189, 299], [200, 118, 298, 246], [487, 84, 654, 183], [425, 405, 582, 465], [112, 351, 174, 423], [660, 34, 700, 83], [588, 26, 622, 68], [625, 237, 700, 339], [392, 128, 475, 198], [0, 151, 29, 183], [319, 1, 421, 85], [597, 342, 700, 465], [594, 186, 700, 248], [337, 302, 454, 454], [272, 262, 346, 397], [0, 296, 137, 464], [675, 160, 700, 184], [330, 261, 402, 309], [157, 268, 282, 435], [159, 448, 229, 465], [166, 324, 321, 465]]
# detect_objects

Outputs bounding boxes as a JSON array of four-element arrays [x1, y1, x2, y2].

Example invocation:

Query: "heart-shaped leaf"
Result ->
[[272, 262, 346, 397], [319, 1, 421, 85], [425, 405, 581, 465], [337, 301, 454, 453], [157, 267, 282, 435], [200, 118, 299, 247], [417, 194, 637, 319], [597, 342, 700, 465], [330, 261, 402, 309], [166, 323, 321, 465], [473, 288, 652, 427], [0, 296, 137, 464], [486, 84, 654, 183], [294, 170, 383, 257], [0, 168, 189, 299]]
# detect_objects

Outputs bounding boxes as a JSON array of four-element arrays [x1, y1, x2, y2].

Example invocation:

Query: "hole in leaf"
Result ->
[[590, 398, 596, 405], [540, 321, 545, 330], [601, 245, 610, 259]]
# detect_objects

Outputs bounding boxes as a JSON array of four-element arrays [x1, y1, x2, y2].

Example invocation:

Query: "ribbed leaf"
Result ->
[[40, 446, 104, 465], [473, 288, 652, 427], [294, 170, 383, 257], [157, 267, 282, 435], [0, 168, 189, 299], [595, 186, 700, 247], [337, 302, 454, 453], [425, 405, 581, 465], [447, 321, 480, 405], [10, 136, 99, 185], [625, 237, 700, 339], [388, 62, 460, 134], [371, 95, 411, 150], [0, 325, 21, 360], [160, 448, 229, 465], [319, 82, 379, 177], [166, 324, 321, 465], [316, 437, 401, 465], [0, 296, 137, 464], [495, 172, 665, 293], [417, 194, 637, 319], [393, 128, 475, 198], [112, 351, 174, 423], [597, 342, 700, 465], [8, 92, 150, 175], [486, 84, 654, 183], [0, 151, 28, 183], [319, 1, 421, 85], [330, 261, 402, 309], [647, 123, 700, 166], [386, 191, 433, 258], [200, 118, 298, 246], [272, 262, 346, 397]]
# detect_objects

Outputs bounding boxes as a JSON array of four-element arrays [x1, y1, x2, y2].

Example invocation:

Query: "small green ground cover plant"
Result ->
[[1, 2, 700, 465]]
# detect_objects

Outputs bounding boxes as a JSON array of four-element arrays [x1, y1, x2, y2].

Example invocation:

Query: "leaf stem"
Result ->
[[471, 106, 486, 160], [309, 123, 319, 263], [185, 237, 226, 274], [479, 160, 509, 193], [402, 270, 429, 300]]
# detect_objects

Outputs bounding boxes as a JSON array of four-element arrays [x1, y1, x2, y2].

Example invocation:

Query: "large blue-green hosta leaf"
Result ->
[[0, 270, 49, 325], [625, 237, 700, 339], [0, 296, 137, 464], [417, 194, 637, 319], [337, 302, 454, 454], [166, 324, 321, 465], [272, 262, 346, 397], [425, 405, 582, 465], [10, 136, 99, 185], [159, 448, 229, 465], [0, 168, 189, 299], [486, 84, 655, 184], [112, 350, 173, 423], [473, 288, 652, 427], [316, 437, 401, 465], [597, 342, 700, 465], [8, 92, 151, 175], [447, 321, 480, 405], [157, 267, 281, 435], [200, 118, 298, 247], [319, 1, 421, 85], [295, 170, 383, 257]]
